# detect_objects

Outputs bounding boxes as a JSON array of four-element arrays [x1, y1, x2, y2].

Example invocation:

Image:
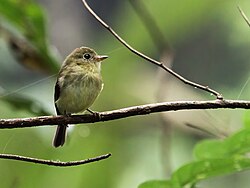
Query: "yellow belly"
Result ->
[[56, 75, 103, 114]]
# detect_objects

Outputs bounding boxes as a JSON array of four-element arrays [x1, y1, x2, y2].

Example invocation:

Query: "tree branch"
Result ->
[[1, 99, 250, 128], [80, 0, 223, 99], [0, 153, 111, 167], [238, 6, 250, 27]]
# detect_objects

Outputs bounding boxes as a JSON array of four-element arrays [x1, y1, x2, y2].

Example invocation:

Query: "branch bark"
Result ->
[[0, 153, 111, 167], [1, 99, 250, 129]]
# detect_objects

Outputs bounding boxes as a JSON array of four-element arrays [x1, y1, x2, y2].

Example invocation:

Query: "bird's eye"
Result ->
[[83, 53, 91, 60]]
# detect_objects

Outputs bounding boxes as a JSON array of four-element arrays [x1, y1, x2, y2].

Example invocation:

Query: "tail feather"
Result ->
[[53, 124, 67, 147]]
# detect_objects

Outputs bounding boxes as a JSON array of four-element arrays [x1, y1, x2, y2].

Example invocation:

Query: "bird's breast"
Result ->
[[56, 73, 103, 114]]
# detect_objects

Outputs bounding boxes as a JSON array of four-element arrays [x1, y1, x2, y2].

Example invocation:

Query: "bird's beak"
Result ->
[[95, 55, 108, 62]]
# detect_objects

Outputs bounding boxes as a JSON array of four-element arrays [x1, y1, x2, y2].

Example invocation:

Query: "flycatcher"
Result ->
[[53, 47, 108, 147]]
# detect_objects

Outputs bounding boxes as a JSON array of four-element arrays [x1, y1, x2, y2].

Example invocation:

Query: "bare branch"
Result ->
[[0, 153, 111, 167], [81, 0, 222, 99], [238, 6, 250, 27], [1, 99, 250, 129]]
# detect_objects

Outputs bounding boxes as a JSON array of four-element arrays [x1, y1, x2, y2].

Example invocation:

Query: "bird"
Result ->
[[53, 47, 108, 147]]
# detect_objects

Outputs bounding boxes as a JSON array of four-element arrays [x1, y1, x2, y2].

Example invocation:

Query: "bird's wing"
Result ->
[[54, 80, 61, 115]]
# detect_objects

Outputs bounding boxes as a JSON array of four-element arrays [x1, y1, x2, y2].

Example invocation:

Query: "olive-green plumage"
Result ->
[[53, 47, 108, 147]]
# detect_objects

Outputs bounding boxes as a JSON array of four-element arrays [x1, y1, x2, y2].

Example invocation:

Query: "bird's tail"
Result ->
[[53, 124, 67, 147]]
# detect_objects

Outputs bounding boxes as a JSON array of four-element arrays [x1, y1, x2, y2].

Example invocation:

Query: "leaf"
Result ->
[[140, 129, 250, 188], [1, 93, 50, 116], [194, 128, 250, 160], [138, 158, 250, 187], [0, 0, 46, 47], [169, 129, 250, 187], [0, 0, 59, 73], [170, 157, 250, 188]]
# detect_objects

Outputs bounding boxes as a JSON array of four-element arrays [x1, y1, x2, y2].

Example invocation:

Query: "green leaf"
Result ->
[[0, 0, 59, 73], [0, 0, 46, 47], [194, 128, 250, 160], [168, 129, 250, 187], [139, 157, 250, 187], [170, 158, 250, 188], [1, 93, 50, 116], [138, 180, 171, 188]]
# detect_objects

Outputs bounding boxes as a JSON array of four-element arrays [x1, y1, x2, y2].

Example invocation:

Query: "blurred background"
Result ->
[[0, 0, 250, 187]]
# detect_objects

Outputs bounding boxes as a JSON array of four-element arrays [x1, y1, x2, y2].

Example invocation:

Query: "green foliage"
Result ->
[[0, 0, 46, 45], [3, 94, 50, 116], [139, 129, 250, 188], [0, 0, 59, 115], [170, 158, 250, 188], [0, 0, 59, 73], [194, 129, 250, 159]]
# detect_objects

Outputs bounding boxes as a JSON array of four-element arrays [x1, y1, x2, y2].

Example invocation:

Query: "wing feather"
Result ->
[[54, 80, 61, 115]]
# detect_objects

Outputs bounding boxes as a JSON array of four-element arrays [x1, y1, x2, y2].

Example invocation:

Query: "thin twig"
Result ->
[[238, 6, 250, 27], [1, 99, 250, 128], [81, 0, 223, 99], [0, 153, 111, 167], [185, 123, 225, 138]]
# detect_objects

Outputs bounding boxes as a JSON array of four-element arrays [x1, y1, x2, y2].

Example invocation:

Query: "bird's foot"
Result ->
[[87, 109, 101, 120]]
